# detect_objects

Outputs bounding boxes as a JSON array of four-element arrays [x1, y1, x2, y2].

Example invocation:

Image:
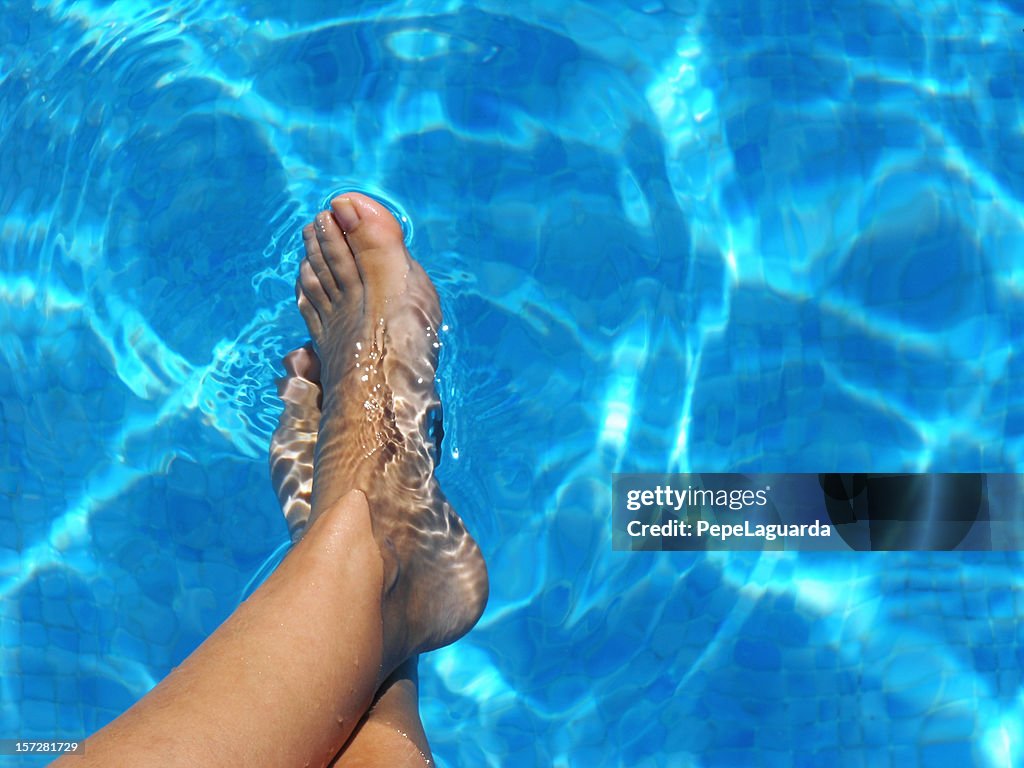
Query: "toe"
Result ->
[[330, 193, 411, 293], [299, 258, 331, 311], [296, 280, 323, 338], [314, 210, 361, 293], [303, 223, 341, 300]]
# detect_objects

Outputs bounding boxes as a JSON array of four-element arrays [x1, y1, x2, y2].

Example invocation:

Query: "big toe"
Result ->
[[330, 193, 411, 295]]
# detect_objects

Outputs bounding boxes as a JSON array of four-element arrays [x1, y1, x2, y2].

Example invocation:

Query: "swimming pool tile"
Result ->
[[758, 747, 796, 768], [108, 627, 148, 662], [57, 701, 82, 732], [20, 698, 57, 730], [22, 672, 56, 703], [38, 598, 75, 631], [705, 748, 753, 768], [972, 646, 998, 672], [919, 741, 975, 766], [49, 627, 78, 653], [0, 514, 17, 548], [37, 571, 68, 600], [838, 718, 865, 749], [795, 752, 832, 768], [861, 719, 888, 747], [69, 596, 98, 634], [964, 591, 994, 620], [922, 711, 977, 743], [700, 690, 753, 730], [21, 619, 47, 648]]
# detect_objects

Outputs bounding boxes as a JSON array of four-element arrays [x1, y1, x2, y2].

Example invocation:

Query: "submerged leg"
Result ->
[[270, 342, 321, 541]]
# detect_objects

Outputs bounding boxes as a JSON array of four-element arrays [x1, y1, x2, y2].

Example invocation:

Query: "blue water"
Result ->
[[2, 0, 1023, 765]]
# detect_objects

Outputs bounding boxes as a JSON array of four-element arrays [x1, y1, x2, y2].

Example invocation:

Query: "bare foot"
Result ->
[[269, 343, 322, 541], [293, 192, 488, 662]]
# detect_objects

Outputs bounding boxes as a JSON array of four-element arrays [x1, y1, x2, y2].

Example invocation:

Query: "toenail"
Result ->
[[332, 196, 360, 233]]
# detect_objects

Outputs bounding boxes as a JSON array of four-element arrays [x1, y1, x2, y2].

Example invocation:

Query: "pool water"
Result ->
[[2, 0, 1023, 765]]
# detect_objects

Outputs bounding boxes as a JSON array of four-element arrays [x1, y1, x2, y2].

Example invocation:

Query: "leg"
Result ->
[[271, 346, 433, 766], [294, 192, 487, 659], [331, 659, 433, 767], [58, 194, 487, 767], [279, 188, 497, 760], [55, 489, 397, 768]]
